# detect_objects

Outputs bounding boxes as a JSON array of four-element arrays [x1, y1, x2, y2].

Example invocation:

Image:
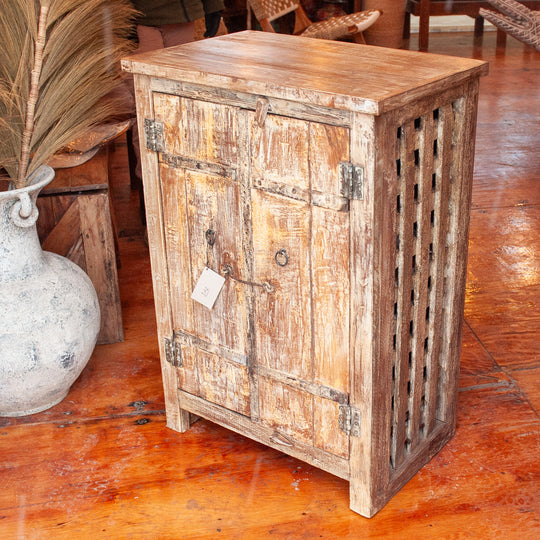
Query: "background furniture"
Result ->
[[38, 125, 127, 345], [123, 31, 487, 517], [405, 0, 540, 50], [480, 0, 540, 50], [246, 0, 380, 42]]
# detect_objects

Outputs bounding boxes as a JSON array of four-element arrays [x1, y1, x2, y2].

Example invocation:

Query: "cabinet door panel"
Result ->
[[161, 166, 248, 356], [250, 115, 351, 458], [252, 189, 311, 379], [185, 170, 249, 356], [160, 164, 250, 416]]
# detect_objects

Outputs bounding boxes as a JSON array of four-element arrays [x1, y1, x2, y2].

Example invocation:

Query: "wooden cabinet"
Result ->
[[123, 31, 487, 517]]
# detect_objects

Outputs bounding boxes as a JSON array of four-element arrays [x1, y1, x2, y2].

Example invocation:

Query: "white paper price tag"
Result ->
[[191, 267, 226, 309]]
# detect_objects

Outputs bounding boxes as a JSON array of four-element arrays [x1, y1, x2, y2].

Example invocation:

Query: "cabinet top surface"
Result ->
[[123, 31, 488, 115]]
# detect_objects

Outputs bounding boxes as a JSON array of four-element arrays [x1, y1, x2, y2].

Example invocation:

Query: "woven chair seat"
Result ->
[[300, 10, 381, 40]]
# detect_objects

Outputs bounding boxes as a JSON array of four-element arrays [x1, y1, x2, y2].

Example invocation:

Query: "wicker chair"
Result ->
[[246, 0, 381, 43]]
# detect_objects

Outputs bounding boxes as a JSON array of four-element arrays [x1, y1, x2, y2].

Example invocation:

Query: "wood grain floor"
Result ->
[[1, 31, 539, 539]]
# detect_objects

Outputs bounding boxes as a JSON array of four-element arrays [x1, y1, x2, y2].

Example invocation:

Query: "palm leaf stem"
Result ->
[[17, 3, 49, 187]]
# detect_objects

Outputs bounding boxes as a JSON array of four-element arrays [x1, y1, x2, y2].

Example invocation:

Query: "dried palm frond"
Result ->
[[0, 0, 137, 188]]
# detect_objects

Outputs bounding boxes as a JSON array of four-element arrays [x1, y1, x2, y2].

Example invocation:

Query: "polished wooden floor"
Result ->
[[1, 31, 539, 539]]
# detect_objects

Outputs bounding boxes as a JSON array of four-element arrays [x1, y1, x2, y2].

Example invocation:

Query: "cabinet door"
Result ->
[[154, 93, 251, 417], [250, 113, 352, 458]]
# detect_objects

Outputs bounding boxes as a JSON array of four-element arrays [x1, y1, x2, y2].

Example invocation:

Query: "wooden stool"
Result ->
[[37, 127, 127, 345]]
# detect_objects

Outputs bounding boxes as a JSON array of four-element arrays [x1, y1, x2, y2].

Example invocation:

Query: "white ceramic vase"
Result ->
[[0, 165, 100, 416]]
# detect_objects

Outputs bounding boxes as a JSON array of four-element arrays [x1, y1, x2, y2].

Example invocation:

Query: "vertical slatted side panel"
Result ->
[[389, 94, 465, 470]]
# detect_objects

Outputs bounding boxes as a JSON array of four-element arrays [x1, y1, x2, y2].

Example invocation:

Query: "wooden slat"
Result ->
[[311, 205, 350, 391], [408, 109, 436, 451], [40, 197, 81, 256], [424, 102, 454, 434], [392, 118, 418, 469], [159, 164, 194, 335], [237, 109, 260, 423], [436, 80, 481, 425], [152, 78, 353, 127], [78, 192, 123, 345], [258, 365, 348, 404]]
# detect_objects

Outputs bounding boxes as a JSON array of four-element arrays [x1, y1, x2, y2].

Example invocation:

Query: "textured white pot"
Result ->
[[0, 165, 100, 416]]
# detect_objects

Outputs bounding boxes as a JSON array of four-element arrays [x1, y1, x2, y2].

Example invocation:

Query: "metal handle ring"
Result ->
[[274, 249, 289, 267]]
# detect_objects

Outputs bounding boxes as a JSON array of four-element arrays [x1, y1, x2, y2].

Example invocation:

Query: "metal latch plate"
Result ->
[[339, 162, 364, 200], [338, 404, 361, 437], [144, 119, 165, 152], [164, 335, 182, 367]]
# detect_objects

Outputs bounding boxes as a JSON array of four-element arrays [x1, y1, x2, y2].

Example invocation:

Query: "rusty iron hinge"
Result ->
[[164, 335, 182, 367], [338, 404, 361, 437], [144, 118, 165, 152], [340, 162, 364, 200]]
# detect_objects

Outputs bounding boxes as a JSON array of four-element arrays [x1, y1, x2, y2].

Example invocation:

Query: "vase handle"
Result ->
[[10, 192, 39, 228]]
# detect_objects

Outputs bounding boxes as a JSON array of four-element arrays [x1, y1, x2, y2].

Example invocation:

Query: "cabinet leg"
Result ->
[[160, 360, 191, 432], [166, 408, 191, 433]]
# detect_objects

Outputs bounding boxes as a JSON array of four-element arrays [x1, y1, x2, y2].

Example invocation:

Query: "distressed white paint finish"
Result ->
[[123, 31, 487, 517]]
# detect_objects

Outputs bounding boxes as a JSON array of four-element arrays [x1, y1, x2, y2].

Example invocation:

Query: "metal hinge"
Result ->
[[338, 404, 361, 437], [144, 118, 165, 152], [164, 335, 182, 367], [340, 162, 364, 200]]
